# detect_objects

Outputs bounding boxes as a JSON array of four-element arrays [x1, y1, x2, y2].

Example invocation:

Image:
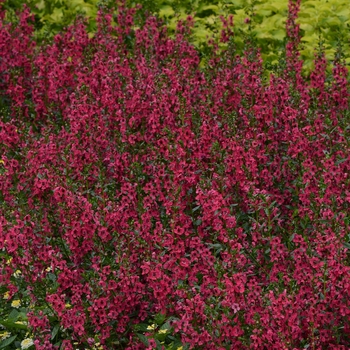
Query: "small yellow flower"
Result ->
[[6, 257, 12, 265], [11, 299, 21, 308], [176, 347, 183, 350], [0, 160, 4, 165], [13, 270, 22, 278], [0, 331, 11, 340], [21, 338, 34, 349], [45, 267, 52, 272], [3, 291, 10, 300], [146, 323, 156, 331], [158, 329, 168, 334], [65, 303, 72, 309]]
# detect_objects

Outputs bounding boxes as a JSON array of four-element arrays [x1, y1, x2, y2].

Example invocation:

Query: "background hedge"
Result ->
[[2, 0, 350, 76]]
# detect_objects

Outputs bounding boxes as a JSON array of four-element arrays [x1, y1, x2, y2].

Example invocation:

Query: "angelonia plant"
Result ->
[[0, 0, 349, 349]]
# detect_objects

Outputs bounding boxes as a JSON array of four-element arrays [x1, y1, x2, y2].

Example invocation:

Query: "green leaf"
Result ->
[[35, 0, 46, 11], [47, 273, 57, 282], [320, 27, 330, 35], [323, 17, 341, 27], [47, 8, 64, 23], [159, 5, 175, 18], [259, 2, 288, 13], [155, 339, 163, 350], [192, 205, 201, 212], [159, 322, 172, 331], [271, 29, 286, 41], [299, 23, 314, 32], [199, 4, 219, 12], [343, 242, 350, 249], [196, 5, 219, 18], [0, 320, 28, 331], [7, 309, 19, 322], [69, 0, 90, 9], [335, 158, 348, 165], [194, 219, 202, 226], [51, 324, 60, 340], [134, 323, 149, 332], [17, 311, 28, 321], [154, 313, 166, 325], [0, 335, 17, 349], [298, 7, 317, 19], [225, 0, 245, 6], [54, 340, 62, 348], [300, 33, 319, 43], [202, 14, 217, 27], [136, 333, 149, 346], [257, 10, 273, 17], [337, 6, 350, 16], [192, 27, 213, 42]]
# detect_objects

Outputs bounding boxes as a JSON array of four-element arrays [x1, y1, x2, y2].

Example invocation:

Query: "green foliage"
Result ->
[[2, 0, 101, 43], [0, 287, 33, 350], [134, 314, 187, 350], [297, 0, 350, 74], [1, 0, 350, 75], [141, 0, 350, 76]]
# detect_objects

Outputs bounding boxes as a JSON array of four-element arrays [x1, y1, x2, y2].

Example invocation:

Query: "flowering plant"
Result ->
[[0, 0, 349, 349]]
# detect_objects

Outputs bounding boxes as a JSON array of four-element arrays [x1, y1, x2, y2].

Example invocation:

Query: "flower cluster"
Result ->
[[0, 1, 349, 349]]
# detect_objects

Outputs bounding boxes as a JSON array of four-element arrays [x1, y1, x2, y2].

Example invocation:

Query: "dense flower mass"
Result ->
[[0, 0, 349, 349]]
